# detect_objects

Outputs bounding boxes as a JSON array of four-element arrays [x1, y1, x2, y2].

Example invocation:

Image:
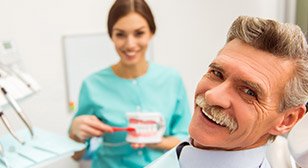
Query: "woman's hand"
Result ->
[[131, 143, 146, 149], [69, 115, 113, 142]]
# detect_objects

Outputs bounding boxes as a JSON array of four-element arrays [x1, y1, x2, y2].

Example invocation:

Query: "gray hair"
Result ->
[[227, 16, 308, 113]]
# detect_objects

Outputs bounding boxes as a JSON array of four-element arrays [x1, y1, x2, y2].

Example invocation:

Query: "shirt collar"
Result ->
[[178, 140, 267, 168]]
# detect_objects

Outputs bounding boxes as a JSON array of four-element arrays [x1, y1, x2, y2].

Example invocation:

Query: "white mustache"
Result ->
[[195, 95, 238, 133]]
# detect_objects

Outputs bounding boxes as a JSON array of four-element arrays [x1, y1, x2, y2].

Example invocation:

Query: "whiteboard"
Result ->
[[62, 33, 153, 112]]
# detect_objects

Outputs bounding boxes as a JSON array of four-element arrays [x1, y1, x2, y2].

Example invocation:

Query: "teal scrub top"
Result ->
[[74, 63, 191, 168]]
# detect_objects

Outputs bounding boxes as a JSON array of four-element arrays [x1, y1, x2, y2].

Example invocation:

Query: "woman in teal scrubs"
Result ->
[[69, 0, 191, 167]]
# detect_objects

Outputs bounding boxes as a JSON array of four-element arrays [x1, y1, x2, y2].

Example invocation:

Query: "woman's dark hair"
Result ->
[[107, 0, 156, 37]]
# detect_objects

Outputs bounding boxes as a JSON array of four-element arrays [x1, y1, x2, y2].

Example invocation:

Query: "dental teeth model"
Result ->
[[126, 112, 165, 143]]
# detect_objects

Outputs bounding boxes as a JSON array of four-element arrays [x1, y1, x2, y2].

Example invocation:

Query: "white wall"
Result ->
[[149, 0, 287, 109], [0, 0, 289, 167]]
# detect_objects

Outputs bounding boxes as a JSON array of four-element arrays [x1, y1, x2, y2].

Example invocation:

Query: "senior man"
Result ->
[[146, 16, 308, 168]]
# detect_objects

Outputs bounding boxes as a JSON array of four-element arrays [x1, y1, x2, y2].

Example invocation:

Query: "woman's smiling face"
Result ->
[[111, 12, 153, 67]]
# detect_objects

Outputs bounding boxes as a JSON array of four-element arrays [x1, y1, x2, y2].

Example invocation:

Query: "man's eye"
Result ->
[[243, 88, 257, 97], [211, 70, 223, 79]]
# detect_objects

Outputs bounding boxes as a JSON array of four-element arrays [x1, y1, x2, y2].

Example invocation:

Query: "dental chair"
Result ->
[[267, 106, 308, 168], [288, 112, 308, 168], [267, 135, 295, 168]]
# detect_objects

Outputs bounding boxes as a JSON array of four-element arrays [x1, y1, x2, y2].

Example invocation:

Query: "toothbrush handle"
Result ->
[[112, 127, 135, 132]]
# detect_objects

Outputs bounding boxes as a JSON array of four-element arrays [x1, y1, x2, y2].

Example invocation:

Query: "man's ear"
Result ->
[[269, 104, 305, 135]]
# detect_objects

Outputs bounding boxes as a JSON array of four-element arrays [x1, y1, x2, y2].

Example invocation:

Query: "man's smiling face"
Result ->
[[189, 38, 295, 150]]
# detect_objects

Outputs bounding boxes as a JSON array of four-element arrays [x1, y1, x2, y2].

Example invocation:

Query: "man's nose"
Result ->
[[204, 82, 232, 109]]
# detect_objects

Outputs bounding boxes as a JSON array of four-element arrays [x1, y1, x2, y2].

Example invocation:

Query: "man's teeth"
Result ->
[[201, 108, 237, 133], [202, 108, 213, 120], [202, 108, 225, 126], [196, 94, 237, 133]]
